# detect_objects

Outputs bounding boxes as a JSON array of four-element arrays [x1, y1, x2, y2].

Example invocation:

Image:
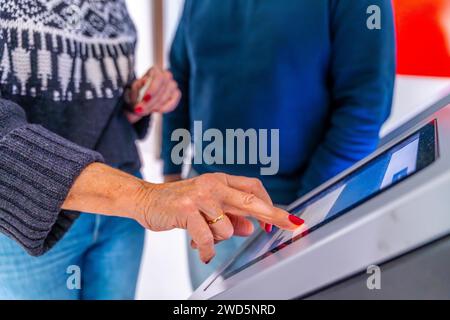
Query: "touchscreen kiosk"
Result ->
[[221, 122, 435, 280], [190, 93, 450, 300]]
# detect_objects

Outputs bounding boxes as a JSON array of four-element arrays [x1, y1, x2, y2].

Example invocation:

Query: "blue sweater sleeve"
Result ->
[[299, 0, 396, 195], [161, 1, 191, 175]]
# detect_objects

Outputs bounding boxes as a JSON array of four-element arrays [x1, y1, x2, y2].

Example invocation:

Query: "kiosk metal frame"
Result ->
[[190, 93, 450, 300]]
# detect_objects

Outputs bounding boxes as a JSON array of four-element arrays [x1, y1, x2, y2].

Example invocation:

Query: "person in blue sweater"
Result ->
[[162, 0, 396, 289]]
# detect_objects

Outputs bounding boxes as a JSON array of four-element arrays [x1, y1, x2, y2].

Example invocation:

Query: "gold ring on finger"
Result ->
[[207, 213, 225, 225]]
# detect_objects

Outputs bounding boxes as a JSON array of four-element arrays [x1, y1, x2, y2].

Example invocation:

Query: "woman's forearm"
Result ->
[[62, 163, 151, 221], [62, 164, 301, 264]]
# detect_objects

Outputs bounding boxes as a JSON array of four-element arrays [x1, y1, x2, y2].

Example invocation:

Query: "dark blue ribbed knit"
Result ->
[[0, 99, 103, 256]]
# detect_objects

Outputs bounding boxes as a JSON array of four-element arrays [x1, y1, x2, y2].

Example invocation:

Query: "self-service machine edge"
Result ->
[[190, 93, 450, 300]]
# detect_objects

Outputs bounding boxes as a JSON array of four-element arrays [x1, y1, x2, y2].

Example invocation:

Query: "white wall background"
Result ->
[[126, 0, 450, 300]]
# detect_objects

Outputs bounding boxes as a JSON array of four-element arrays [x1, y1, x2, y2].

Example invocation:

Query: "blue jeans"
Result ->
[[0, 189, 145, 300]]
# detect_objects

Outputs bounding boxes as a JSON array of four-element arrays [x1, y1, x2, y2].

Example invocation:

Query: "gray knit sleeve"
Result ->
[[0, 99, 104, 256]]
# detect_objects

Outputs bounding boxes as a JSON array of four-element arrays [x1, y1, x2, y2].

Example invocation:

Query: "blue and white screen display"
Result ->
[[219, 121, 437, 280]]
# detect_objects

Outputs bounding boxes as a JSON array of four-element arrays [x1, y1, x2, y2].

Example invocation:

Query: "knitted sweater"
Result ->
[[162, 0, 395, 204], [0, 0, 146, 256]]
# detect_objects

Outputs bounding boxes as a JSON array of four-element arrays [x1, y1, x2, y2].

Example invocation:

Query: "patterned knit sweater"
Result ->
[[0, 0, 148, 256]]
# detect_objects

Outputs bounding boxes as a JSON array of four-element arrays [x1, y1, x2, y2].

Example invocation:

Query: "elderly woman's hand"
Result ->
[[132, 173, 303, 264], [63, 164, 303, 264], [125, 66, 181, 123]]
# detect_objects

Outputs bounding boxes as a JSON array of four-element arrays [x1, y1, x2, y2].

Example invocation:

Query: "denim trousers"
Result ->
[[0, 173, 145, 300]]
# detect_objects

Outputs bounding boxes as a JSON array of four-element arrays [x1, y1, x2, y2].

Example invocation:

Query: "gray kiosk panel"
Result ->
[[190, 94, 450, 300]]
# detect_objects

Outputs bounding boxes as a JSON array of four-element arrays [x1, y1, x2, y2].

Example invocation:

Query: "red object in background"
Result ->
[[393, 0, 450, 77]]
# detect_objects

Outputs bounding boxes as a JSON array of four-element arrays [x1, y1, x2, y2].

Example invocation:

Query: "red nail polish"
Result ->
[[289, 215, 304, 226], [143, 93, 152, 102], [205, 259, 211, 265], [135, 105, 143, 114], [265, 224, 273, 233]]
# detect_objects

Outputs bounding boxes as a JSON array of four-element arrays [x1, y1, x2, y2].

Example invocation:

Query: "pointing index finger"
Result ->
[[217, 183, 299, 231], [223, 174, 273, 206]]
